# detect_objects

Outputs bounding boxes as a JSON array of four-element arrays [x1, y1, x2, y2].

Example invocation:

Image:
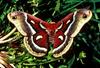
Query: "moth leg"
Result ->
[[24, 36, 47, 57], [53, 38, 73, 58]]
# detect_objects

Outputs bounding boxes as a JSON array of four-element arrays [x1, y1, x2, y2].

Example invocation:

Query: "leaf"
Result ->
[[79, 51, 86, 59], [52, 0, 60, 16], [67, 54, 75, 68], [58, 65, 67, 68], [49, 64, 54, 68], [96, 9, 100, 13], [12, 0, 18, 3], [92, 19, 100, 32], [93, 56, 100, 63]]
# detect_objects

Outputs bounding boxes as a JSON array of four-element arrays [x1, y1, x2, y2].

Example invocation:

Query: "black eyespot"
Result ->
[[83, 14, 87, 18], [12, 16, 17, 20]]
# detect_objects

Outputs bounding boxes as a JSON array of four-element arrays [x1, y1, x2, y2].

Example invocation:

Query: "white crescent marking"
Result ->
[[31, 20, 35, 24], [58, 35, 63, 41], [31, 36, 47, 52], [39, 23, 46, 29], [36, 35, 43, 40], [53, 36, 67, 53], [57, 23, 63, 30], [66, 20, 70, 24]]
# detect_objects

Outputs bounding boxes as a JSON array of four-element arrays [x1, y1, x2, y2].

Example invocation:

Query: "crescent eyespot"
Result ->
[[36, 35, 43, 40], [58, 35, 63, 41], [31, 20, 35, 24]]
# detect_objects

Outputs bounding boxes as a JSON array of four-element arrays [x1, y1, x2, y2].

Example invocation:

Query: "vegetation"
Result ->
[[0, 0, 100, 68]]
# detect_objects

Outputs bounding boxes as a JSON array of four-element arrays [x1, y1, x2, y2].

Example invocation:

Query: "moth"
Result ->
[[6, 9, 92, 58]]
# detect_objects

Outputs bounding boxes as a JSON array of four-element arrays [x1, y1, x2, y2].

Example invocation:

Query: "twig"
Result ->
[[23, 58, 64, 66], [0, 28, 16, 41], [0, 37, 16, 44]]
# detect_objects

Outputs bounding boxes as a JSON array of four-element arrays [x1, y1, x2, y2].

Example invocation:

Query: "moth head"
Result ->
[[75, 9, 92, 24], [7, 11, 26, 25]]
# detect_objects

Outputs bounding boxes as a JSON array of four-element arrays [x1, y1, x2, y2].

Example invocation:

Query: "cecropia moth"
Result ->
[[7, 9, 92, 58]]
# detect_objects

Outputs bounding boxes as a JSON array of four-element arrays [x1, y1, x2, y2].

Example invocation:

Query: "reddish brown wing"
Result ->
[[24, 14, 49, 57], [57, 13, 74, 31], [53, 9, 92, 58], [52, 13, 74, 58]]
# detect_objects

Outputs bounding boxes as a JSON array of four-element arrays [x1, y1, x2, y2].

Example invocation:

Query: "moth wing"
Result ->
[[24, 14, 49, 57], [52, 13, 74, 58]]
